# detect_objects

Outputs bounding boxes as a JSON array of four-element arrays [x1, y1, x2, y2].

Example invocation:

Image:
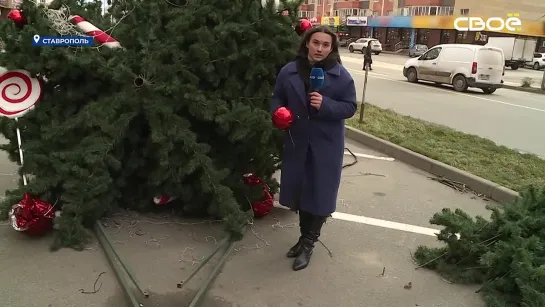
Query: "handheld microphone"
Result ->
[[309, 68, 325, 92], [309, 68, 324, 114]]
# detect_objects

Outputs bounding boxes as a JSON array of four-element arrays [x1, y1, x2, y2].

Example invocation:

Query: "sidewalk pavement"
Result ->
[[0, 147, 124, 307], [208, 139, 490, 307], [0, 138, 493, 306]]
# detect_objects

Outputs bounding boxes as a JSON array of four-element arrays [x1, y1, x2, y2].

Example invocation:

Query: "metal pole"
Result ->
[[380, 0, 385, 16], [358, 63, 370, 123], [14, 118, 27, 186], [541, 67, 545, 90], [188, 241, 237, 307], [95, 222, 142, 307]]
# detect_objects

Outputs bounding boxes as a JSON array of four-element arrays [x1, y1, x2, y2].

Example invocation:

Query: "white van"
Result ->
[[402, 44, 504, 94]]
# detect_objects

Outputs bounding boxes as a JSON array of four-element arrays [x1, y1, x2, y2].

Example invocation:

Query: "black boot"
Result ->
[[292, 214, 327, 271], [286, 211, 311, 258]]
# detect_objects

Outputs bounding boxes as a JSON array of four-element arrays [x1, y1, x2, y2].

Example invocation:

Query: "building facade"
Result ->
[[454, 0, 545, 21], [298, 0, 545, 52], [299, 0, 545, 19], [0, 0, 24, 20]]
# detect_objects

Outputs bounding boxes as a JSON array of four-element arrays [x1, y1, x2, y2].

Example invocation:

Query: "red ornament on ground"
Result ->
[[9, 193, 55, 236], [272, 107, 293, 130], [242, 173, 274, 218], [8, 9, 27, 27]]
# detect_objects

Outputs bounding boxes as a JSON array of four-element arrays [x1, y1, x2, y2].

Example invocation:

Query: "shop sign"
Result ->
[[346, 16, 368, 27], [309, 17, 321, 25], [321, 16, 340, 26]]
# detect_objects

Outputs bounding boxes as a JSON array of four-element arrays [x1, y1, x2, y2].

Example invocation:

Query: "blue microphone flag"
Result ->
[[309, 68, 325, 92]]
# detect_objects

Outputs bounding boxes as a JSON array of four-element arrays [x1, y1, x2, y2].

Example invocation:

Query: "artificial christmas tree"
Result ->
[[0, 0, 301, 249], [414, 186, 545, 307]]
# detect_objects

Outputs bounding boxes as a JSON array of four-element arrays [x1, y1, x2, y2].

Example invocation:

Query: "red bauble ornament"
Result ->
[[295, 19, 312, 36], [272, 107, 293, 130], [242, 174, 274, 218], [8, 9, 27, 28], [8, 193, 55, 236]]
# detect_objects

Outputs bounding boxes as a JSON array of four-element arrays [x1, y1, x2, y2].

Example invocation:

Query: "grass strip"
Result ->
[[347, 104, 545, 192]]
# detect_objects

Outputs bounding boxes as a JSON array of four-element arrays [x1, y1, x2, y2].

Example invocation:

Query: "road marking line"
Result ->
[[344, 151, 394, 161], [332, 212, 439, 237], [346, 68, 545, 113], [273, 202, 439, 237]]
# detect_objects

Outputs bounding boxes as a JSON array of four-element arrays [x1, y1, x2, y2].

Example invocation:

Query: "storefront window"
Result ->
[[401, 29, 411, 47], [386, 28, 399, 46], [416, 29, 428, 45], [440, 31, 450, 44]]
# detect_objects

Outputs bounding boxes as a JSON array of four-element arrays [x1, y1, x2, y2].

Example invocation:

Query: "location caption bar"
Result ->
[[32, 35, 94, 47]]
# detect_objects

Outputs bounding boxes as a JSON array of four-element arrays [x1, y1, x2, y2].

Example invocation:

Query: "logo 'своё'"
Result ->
[[454, 13, 522, 32]]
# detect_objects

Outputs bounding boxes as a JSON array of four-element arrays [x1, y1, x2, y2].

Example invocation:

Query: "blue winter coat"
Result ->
[[271, 61, 357, 216]]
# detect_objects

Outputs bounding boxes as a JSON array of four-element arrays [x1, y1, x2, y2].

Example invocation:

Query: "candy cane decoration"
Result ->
[[0, 69, 43, 185], [153, 194, 177, 205], [68, 15, 121, 49]]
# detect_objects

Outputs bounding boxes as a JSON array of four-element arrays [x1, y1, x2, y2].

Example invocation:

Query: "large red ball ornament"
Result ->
[[295, 19, 312, 36], [272, 107, 293, 130], [8, 9, 27, 28]]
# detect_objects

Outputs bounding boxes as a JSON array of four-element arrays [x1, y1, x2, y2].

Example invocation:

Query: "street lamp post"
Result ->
[[537, 16, 545, 90], [358, 64, 370, 123]]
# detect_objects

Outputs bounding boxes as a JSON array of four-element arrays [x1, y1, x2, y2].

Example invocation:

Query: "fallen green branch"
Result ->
[[413, 187, 545, 307]]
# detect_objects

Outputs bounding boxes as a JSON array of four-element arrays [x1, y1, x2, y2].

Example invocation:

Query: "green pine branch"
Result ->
[[0, 0, 299, 249], [414, 186, 545, 307]]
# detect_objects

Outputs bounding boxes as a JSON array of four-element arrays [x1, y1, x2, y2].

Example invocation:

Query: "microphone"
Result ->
[[309, 67, 325, 92], [309, 68, 324, 114]]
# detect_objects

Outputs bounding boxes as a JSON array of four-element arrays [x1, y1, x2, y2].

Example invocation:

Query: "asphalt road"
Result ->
[[340, 50, 545, 87], [339, 51, 545, 157]]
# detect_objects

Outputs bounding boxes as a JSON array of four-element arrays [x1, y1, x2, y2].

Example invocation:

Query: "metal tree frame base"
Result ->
[[94, 221, 238, 307]]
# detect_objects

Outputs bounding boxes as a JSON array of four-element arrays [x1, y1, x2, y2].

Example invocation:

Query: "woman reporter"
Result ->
[[271, 26, 357, 271]]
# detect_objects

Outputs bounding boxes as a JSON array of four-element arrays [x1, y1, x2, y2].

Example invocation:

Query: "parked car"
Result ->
[[403, 44, 505, 94], [408, 44, 428, 57], [337, 32, 351, 47], [526, 53, 545, 70], [344, 37, 358, 47], [348, 38, 382, 55]]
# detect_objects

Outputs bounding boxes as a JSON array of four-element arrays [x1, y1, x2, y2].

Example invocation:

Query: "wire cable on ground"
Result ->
[[343, 147, 358, 169]]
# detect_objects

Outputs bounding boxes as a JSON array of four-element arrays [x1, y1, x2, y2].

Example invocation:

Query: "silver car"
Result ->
[[348, 38, 382, 55], [408, 44, 428, 57]]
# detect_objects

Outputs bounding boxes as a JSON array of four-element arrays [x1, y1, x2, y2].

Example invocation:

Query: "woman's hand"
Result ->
[[309, 92, 322, 110]]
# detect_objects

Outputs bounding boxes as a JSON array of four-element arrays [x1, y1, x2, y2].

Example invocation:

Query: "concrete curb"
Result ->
[[503, 84, 545, 95], [345, 126, 520, 204]]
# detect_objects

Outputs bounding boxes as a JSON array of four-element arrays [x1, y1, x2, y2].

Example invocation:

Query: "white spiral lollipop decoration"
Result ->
[[0, 70, 42, 119]]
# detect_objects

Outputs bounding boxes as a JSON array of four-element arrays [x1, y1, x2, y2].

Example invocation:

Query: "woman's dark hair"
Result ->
[[297, 26, 341, 64]]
